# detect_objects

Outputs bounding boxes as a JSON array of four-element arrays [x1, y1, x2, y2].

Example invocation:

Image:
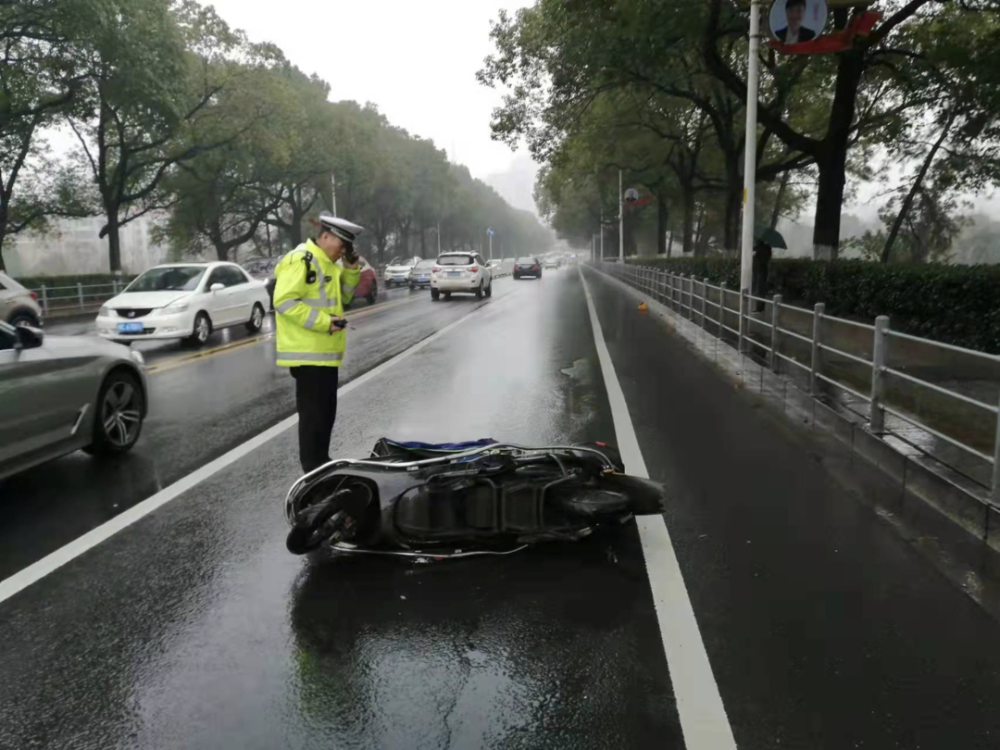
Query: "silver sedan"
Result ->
[[0, 321, 148, 481]]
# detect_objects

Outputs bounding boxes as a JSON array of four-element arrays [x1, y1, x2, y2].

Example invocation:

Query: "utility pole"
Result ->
[[740, 0, 762, 295], [331, 173, 338, 215], [618, 170, 624, 262], [489, 231, 493, 260], [436, 223, 441, 255]]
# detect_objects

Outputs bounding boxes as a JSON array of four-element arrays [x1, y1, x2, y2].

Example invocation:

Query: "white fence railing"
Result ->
[[29, 280, 132, 316], [599, 262, 1000, 504]]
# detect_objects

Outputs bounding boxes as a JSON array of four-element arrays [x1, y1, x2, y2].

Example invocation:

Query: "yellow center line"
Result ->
[[146, 294, 423, 376]]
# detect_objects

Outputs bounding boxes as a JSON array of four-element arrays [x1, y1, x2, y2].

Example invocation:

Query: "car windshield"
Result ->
[[127, 266, 206, 292], [438, 255, 474, 266], [517, 257, 538, 264]]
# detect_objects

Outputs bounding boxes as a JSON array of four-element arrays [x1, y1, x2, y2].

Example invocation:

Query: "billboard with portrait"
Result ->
[[769, 0, 828, 44]]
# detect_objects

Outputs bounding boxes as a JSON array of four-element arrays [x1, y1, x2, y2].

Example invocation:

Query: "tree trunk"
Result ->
[[770, 170, 790, 230], [724, 182, 742, 253], [657, 193, 668, 255], [419, 226, 426, 257], [105, 209, 122, 272], [881, 113, 954, 264], [812, 52, 864, 260], [0, 203, 8, 272], [682, 190, 695, 254], [667, 229, 673, 258]]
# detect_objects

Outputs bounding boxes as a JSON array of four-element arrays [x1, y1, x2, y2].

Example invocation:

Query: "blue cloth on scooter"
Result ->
[[385, 438, 498, 452]]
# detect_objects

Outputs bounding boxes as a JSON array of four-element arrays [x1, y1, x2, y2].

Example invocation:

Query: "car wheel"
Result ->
[[9, 311, 39, 327], [84, 370, 145, 456], [444, 292, 451, 300], [367, 286, 378, 305], [485, 281, 493, 298], [431, 289, 440, 301], [475, 282, 483, 300], [188, 312, 212, 346], [246, 303, 265, 333]]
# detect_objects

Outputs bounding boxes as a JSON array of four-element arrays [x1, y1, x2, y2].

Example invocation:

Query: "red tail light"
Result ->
[[532, 265, 540, 271], [467, 266, 478, 273], [432, 267, 441, 273], [29, 291, 38, 301]]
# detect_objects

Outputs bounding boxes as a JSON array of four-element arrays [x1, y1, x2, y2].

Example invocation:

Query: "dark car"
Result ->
[[513, 256, 542, 280]]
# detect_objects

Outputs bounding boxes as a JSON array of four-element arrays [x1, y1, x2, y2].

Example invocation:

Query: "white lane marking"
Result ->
[[0, 303, 489, 606], [579, 269, 737, 750]]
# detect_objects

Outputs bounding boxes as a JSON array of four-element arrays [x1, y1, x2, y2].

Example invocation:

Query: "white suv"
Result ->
[[430, 252, 493, 301]]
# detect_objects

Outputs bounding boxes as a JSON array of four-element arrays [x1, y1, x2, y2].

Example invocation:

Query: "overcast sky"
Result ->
[[200, 0, 530, 180]]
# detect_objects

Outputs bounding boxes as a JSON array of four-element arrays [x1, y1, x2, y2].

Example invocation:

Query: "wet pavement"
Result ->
[[3, 268, 1000, 748]]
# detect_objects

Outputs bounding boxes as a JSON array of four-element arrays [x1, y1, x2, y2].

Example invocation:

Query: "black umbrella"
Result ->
[[754, 225, 787, 249]]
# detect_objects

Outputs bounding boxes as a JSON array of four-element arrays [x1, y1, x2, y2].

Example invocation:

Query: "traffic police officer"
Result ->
[[273, 212, 363, 473]]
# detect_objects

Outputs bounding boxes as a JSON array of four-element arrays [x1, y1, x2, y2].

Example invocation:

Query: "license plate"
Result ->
[[117, 322, 143, 334], [448, 272, 462, 277], [417, 276, 427, 282]]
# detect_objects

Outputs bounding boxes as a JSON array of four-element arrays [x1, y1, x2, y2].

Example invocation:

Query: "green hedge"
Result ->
[[13, 273, 137, 291], [623, 257, 1000, 354]]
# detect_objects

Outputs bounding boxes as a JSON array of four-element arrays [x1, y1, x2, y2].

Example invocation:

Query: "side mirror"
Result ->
[[15, 325, 44, 350], [210, 283, 225, 292]]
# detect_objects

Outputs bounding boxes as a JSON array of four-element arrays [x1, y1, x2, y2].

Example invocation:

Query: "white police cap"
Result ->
[[318, 212, 364, 243]]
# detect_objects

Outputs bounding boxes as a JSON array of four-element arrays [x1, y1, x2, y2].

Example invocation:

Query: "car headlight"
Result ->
[[130, 350, 145, 366], [159, 300, 189, 314]]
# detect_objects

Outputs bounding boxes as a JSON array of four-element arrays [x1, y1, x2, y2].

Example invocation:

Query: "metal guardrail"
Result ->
[[28, 280, 131, 316], [600, 262, 1000, 503]]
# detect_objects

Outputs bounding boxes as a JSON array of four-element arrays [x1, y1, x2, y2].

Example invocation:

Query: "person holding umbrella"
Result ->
[[752, 226, 786, 312]]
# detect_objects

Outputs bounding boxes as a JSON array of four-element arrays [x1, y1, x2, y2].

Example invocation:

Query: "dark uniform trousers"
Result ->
[[291, 366, 340, 473]]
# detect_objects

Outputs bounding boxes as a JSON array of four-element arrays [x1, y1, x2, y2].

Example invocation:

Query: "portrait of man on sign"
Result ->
[[771, 0, 826, 45]]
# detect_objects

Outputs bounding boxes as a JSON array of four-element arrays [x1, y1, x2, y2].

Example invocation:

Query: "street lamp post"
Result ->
[[740, 0, 762, 295]]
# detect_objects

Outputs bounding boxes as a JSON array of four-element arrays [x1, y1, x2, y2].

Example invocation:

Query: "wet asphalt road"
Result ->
[[4, 268, 1000, 748]]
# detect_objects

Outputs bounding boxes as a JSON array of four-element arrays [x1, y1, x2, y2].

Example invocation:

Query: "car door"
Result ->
[[223, 265, 256, 324], [203, 267, 238, 326], [0, 326, 96, 471]]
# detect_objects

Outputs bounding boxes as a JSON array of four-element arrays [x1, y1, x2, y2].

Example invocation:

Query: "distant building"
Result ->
[[5, 214, 172, 277]]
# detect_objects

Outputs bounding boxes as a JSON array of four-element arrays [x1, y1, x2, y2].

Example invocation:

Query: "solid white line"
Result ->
[[579, 269, 737, 750], [0, 303, 488, 606]]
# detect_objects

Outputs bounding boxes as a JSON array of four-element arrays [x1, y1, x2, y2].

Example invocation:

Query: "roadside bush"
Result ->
[[623, 257, 1000, 353]]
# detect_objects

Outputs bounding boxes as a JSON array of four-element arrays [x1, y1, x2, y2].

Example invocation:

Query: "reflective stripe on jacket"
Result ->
[[273, 239, 362, 368]]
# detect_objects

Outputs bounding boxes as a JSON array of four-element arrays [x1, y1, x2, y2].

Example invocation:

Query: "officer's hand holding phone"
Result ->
[[329, 318, 348, 334]]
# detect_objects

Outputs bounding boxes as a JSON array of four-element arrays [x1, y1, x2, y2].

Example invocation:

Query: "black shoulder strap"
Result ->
[[301, 251, 317, 284]]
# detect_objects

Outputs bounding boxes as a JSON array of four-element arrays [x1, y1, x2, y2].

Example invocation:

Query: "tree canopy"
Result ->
[[0, 0, 550, 272], [479, 0, 1000, 262]]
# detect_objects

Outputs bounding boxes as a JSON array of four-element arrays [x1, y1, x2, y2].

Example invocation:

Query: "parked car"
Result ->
[[408, 259, 436, 290], [341, 255, 379, 307], [95, 262, 270, 346], [513, 257, 542, 280], [430, 252, 493, 301], [0, 271, 43, 327], [383, 256, 422, 288], [241, 257, 279, 281], [0, 320, 148, 480], [487, 259, 503, 277]]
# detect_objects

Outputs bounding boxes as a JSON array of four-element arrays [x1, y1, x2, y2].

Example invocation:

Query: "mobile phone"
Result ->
[[333, 319, 348, 329]]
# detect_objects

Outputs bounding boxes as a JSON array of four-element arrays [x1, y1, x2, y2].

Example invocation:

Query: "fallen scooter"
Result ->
[[284, 439, 667, 559]]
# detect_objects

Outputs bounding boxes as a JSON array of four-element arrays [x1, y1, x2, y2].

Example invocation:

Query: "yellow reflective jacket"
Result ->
[[273, 239, 362, 368]]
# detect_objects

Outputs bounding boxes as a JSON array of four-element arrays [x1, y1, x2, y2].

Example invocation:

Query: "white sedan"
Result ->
[[383, 256, 422, 288], [96, 262, 270, 346]]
